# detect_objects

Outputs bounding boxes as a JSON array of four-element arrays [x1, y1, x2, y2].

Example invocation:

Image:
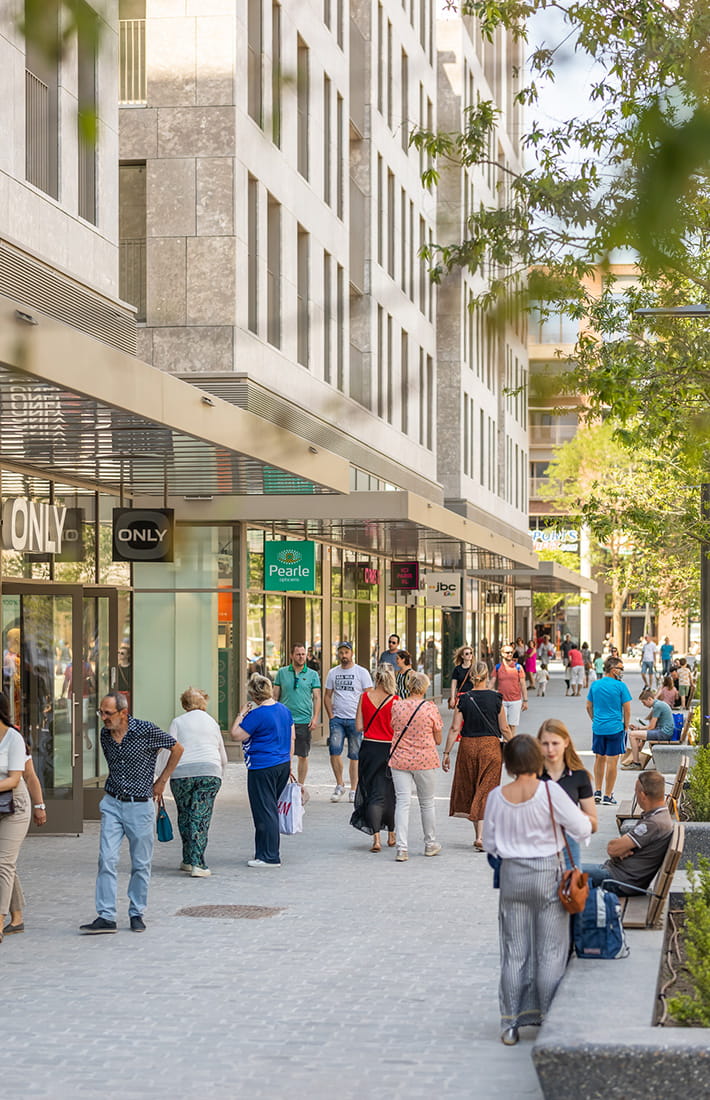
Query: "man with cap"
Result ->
[[324, 643, 373, 802]]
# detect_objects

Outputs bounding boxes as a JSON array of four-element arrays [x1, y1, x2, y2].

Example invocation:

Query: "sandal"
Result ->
[[387, 832, 396, 847], [473, 839, 484, 852], [370, 839, 381, 852]]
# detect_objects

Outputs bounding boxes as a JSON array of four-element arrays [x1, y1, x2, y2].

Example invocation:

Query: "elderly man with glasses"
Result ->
[[79, 692, 183, 935], [585, 657, 632, 807]]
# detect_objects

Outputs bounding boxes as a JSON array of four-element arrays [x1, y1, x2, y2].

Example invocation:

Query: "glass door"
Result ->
[[81, 588, 124, 818], [2, 584, 84, 833]]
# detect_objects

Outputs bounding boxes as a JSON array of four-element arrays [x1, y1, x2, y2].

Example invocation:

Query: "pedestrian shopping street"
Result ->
[[4, 664, 645, 1100]]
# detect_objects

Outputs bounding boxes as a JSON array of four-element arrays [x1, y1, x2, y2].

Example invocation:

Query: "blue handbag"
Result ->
[[156, 797, 173, 842]]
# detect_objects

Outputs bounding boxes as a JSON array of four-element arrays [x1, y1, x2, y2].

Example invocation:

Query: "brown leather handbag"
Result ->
[[545, 782, 589, 915]]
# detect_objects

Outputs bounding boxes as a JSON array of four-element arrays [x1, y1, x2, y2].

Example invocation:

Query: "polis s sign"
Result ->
[[112, 508, 174, 562]]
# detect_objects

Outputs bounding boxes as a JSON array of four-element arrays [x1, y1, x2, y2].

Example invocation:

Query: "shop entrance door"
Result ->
[[1, 584, 122, 833]]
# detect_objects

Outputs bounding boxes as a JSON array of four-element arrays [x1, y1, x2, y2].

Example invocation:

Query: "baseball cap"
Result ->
[[337, 641, 352, 650]]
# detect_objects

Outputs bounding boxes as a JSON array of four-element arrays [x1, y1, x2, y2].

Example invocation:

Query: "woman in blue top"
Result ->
[[231, 674, 294, 867]]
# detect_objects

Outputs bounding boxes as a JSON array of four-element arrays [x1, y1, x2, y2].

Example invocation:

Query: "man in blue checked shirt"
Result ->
[[79, 692, 183, 935]]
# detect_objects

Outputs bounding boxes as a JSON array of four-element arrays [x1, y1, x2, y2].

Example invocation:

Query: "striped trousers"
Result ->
[[497, 854, 568, 1029]]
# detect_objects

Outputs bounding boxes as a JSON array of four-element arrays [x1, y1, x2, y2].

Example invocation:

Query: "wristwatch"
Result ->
[[34, 803, 46, 810]]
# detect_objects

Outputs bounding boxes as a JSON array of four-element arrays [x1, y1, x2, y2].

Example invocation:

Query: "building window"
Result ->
[[336, 92, 344, 219], [387, 21, 393, 129], [297, 37, 309, 179], [336, 263, 345, 390], [272, 2, 281, 146], [401, 49, 408, 151], [323, 75, 331, 206], [323, 251, 332, 383], [387, 315, 394, 423], [247, 0, 263, 126], [401, 331, 408, 434], [426, 353, 433, 449], [463, 395, 470, 476], [387, 171, 395, 278], [377, 3, 383, 115], [77, 2, 98, 225], [297, 225, 309, 367], [25, 0, 59, 199], [377, 307, 385, 419], [248, 175, 258, 334], [377, 156, 383, 267], [119, 9, 146, 106], [267, 193, 281, 348], [119, 162, 146, 322]]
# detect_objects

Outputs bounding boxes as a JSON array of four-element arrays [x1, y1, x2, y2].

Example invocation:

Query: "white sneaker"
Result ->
[[247, 859, 281, 868], [395, 849, 409, 862], [348, 789, 356, 802], [190, 866, 211, 877], [330, 785, 345, 802], [425, 842, 442, 857], [179, 863, 193, 873]]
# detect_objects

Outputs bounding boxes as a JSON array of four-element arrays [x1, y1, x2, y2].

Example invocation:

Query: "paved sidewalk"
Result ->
[[3, 666, 644, 1100]]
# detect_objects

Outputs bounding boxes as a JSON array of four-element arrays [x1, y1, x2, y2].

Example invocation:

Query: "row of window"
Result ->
[[505, 347, 527, 429], [374, 306, 433, 448], [462, 395, 527, 510], [376, 156, 434, 319]]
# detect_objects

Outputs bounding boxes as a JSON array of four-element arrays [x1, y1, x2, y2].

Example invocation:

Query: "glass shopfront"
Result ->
[[330, 548, 381, 674]]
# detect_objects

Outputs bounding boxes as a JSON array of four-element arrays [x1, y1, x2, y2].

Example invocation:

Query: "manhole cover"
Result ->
[[176, 904, 284, 919]]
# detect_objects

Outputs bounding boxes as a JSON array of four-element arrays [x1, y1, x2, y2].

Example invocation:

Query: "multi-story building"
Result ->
[[0, 1, 544, 831]]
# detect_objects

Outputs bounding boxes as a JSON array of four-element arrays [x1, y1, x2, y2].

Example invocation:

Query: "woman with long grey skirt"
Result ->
[[482, 735, 591, 1046]]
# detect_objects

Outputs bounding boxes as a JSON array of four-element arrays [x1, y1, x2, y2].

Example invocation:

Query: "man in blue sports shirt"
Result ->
[[586, 656, 632, 808]]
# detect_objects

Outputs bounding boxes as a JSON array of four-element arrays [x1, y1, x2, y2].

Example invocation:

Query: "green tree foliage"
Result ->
[[668, 856, 710, 1027], [539, 421, 699, 643], [687, 746, 710, 822]]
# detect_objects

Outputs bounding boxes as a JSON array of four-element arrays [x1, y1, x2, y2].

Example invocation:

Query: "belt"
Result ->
[[109, 793, 151, 803]]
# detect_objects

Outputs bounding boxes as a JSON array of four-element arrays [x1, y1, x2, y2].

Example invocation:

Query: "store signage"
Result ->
[[486, 589, 506, 605], [1, 498, 67, 554], [390, 561, 420, 591], [421, 572, 463, 608], [530, 528, 579, 549], [264, 540, 316, 591], [112, 508, 174, 562], [514, 589, 532, 607], [359, 564, 381, 586], [56, 508, 85, 563]]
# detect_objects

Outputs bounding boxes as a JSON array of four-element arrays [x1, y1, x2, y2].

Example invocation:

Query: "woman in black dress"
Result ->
[[448, 645, 475, 710], [537, 718, 598, 866], [442, 662, 511, 849]]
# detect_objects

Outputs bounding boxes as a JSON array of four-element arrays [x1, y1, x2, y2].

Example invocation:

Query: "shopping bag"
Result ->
[[278, 779, 304, 835], [156, 797, 174, 842]]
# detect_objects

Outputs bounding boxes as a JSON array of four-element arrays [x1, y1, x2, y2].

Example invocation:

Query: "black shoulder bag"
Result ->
[[386, 701, 427, 778], [462, 691, 506, 751]]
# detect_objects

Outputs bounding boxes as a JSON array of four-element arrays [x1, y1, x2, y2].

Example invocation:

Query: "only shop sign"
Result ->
[[264, 540, 316, 591], [421, 572, 463, 608]]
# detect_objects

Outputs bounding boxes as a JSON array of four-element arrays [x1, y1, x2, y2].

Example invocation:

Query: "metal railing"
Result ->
[[119, 239, 146, 322], [529, 423, 578, 445], [119, 20, 146, 105], [25, 69, 55, 196]]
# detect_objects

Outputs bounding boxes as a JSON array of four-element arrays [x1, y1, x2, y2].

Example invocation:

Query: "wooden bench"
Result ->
[[642, 709, 692, 762], [615, 755, 689, 831], [619, 822, 685, 929]]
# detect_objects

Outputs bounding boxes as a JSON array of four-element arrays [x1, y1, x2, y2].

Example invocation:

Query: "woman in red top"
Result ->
[[350, 664, 398, 852]]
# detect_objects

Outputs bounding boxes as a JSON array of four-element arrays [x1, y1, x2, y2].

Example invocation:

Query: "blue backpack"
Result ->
[[572, 887, 630, 959], [672, 712, 685, 740]]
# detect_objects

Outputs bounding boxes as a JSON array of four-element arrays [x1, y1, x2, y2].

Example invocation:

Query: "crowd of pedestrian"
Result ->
[[0, 629, 686, 1053]]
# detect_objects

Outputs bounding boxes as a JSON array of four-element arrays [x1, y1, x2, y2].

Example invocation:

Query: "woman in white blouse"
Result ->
[[168, 687, 227, 878], [0, 691, 32, 942], [483, 734, 591, 1046]]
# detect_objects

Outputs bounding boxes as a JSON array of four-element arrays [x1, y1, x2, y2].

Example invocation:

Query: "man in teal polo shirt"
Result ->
[[274, 644, 321, 785]]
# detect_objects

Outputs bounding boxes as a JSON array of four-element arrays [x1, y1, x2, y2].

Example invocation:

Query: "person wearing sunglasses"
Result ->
[[585, 657, 631, 806], [79, 692, 183, 935], [490, 646, 528, 736]]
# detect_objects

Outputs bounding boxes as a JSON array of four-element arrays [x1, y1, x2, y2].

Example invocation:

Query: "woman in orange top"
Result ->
[[389, 671, 443, 862], [350, 664, 398, 852]]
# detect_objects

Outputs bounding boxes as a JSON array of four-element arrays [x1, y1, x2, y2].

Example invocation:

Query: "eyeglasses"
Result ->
[[501, 651, 513, 657], [388, 640, 398, 645], [97, 708, 118, 718]]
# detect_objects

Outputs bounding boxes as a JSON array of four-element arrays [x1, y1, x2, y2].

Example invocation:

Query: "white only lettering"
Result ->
[[1, 498, 69, 554], [117, 527, 167, 544]]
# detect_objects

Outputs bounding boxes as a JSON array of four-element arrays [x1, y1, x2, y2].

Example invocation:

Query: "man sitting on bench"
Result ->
[[621, 688, 675, 769], [582, 771, 673, 896]]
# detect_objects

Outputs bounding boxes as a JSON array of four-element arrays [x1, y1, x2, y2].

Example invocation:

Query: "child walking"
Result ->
[[535, 662, 550, 697]]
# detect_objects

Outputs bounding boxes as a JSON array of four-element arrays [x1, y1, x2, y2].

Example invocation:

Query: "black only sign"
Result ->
[[112, 508, 174, 562]]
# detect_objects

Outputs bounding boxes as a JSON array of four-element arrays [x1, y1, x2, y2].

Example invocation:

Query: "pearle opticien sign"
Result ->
[[264, 541, 316, 591], [1, 499, 68, 554]]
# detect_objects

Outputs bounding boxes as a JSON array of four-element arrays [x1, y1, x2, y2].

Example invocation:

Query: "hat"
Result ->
[[337, 641, 352, 650]]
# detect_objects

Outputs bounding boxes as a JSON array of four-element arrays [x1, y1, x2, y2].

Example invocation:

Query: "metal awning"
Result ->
[[166, 491, 540, 570], [0, 296, 349, 497], [473, 560, 597, 594]]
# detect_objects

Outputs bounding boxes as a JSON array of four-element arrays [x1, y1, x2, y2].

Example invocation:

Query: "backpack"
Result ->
[[572, 887, 630, 959]]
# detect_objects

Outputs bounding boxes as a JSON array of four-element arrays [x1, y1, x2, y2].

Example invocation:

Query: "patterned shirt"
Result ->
[[389, 698, 442, 771], [101, 716, 176, 799]]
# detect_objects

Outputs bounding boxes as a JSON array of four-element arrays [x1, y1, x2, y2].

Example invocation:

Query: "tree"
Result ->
[[539, 421, 700, 645]]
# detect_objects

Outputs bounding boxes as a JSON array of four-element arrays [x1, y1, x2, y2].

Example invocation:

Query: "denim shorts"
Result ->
[[328, 717, 362, 759], [592, 731, 626, 756], [641, 661, 655, 675]]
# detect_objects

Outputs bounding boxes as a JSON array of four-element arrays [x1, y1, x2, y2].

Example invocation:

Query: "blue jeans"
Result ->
[[96, 795, 155, 920], [247, 761, 291, 864], [581, 862, 635, 896], [328, 717, 362, 759]]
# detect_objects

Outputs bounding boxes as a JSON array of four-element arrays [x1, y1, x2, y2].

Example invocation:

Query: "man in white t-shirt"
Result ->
[[324, 643, 373, 802], [640, 635, 658, 688]]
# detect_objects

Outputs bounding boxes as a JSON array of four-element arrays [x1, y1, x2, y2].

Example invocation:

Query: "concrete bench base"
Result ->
[[652, 744, 698, 772], [533, 922, 710, 1098]]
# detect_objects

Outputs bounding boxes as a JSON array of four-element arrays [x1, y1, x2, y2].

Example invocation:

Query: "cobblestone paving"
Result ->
[[3, 666, 643, 1099]]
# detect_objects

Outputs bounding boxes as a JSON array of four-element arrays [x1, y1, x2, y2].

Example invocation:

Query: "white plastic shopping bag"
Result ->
[[278, 779, 304, 835]]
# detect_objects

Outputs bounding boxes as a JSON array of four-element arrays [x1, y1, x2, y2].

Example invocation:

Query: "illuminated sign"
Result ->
[[390, 561, 419, 591]]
